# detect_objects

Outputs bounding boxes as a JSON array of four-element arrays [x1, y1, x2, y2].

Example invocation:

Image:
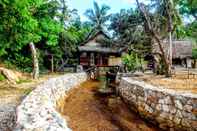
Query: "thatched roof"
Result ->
[[79, 29, 127, 54], [81, 30, 110, 46], [153, 40, 192, 59]]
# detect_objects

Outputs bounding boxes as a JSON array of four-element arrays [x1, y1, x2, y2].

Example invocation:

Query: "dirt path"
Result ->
[[61, 81, 159, 131]]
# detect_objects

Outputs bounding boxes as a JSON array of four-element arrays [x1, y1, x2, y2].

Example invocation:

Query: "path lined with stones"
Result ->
[[61, 81, 159, 131]]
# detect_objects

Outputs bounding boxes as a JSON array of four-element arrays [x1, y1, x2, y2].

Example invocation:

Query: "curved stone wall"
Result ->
[[117, 77, 197, 131], [14, 73, 87, 131]]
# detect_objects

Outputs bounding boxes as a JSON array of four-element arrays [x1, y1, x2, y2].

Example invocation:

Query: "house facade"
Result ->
[[78, 31, 126, 69]]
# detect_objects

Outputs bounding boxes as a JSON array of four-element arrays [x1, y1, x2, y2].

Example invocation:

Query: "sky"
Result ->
[[67, 0, 149, 21], [67, 0, 193, 24]]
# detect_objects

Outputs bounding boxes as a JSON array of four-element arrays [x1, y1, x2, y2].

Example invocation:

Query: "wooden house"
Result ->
[[78, 30, 126, 69], [153, 40, 193, 68]]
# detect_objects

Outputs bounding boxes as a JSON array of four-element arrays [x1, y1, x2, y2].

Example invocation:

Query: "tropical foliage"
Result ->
[[0, 0, 196, 76], [192, 48, 197, 59], [0, 0, 90, 74], [85, 1, 110, 30], [109, 8, 152, 54], [178, 0, 197, 20], [122, 53, 146, 72]]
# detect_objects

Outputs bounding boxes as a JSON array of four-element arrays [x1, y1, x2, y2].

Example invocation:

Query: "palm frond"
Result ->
[[84, 1, 110, 30]]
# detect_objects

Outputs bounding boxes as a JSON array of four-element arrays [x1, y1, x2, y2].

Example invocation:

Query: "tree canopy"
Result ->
[[0, 0, 196, 75]]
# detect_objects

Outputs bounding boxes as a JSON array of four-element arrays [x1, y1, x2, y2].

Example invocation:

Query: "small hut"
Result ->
[[153, 40, 193, 68], [78, 30, 126, 69]]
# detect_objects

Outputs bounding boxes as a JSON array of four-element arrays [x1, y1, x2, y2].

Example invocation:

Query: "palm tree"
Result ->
[[84, 1, 110, 30]]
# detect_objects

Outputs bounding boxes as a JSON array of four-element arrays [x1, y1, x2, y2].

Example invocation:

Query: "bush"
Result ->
[[192, 48, 197, 59], [4, 55, 32, 73], [122, 53, 146, 72]]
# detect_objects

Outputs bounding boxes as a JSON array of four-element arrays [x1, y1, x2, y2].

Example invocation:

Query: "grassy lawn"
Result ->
[[0, 73, 63, 104]]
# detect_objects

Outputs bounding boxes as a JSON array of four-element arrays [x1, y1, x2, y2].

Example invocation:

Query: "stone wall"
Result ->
[[0, 104, 16, 131], [117, 77, 197, 131], [14, 73, 87, 131]]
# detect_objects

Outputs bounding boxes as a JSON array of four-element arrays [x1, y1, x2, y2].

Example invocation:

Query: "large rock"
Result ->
[[0, 67, 21, 84]]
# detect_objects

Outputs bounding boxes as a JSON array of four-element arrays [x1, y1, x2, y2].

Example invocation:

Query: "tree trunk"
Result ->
[[154, 35, 171, 77], [29, 42, 39, 79], [51, 55, 54, 73], [166, 0, 173, 76], [168, 31, 172, 75], [136, 0, 171, 77]]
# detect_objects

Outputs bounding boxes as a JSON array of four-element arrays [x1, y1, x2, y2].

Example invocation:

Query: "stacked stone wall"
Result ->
[[117, 77, 197, 131], [14, 73, 87, 131]]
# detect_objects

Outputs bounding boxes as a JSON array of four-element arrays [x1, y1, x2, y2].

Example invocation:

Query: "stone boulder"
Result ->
[[0, 67, 21, 84]]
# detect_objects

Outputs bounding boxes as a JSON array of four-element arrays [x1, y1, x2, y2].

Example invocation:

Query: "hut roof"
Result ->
[[153, 40, 192, 59], [79, 29, 127, 54], [81, 30, 110, 46]]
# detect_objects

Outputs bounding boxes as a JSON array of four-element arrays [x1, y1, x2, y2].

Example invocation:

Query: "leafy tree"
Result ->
[[192, 48, 197, 59], [185, 21, 197, 43], [122, 53, 146, 72], [110, 9, 142, 43], [109, 8, 152, 55], [178, 0, 197, 20], [0, 0, 62, 77], [59, 22, 91, 64], [0, 0, 39, 56], [136, 0, 183, 77]]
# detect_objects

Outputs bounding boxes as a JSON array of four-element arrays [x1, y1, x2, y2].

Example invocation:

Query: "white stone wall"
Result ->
[[117, 77, 197, 131], [14, 73, 87, 131]]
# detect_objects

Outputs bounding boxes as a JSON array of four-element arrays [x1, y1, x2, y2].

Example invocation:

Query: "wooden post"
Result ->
[[100, 55, 103, 66], [51, 55, 54, 73]]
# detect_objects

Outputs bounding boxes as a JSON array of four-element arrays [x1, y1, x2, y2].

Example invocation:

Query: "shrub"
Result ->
[[122, 53, 146, 72], [192, 48, 197, 59]]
